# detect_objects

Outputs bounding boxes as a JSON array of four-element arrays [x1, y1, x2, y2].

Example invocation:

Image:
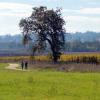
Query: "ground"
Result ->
[[6, 63, 20, 70], [0, 63, 100, 100]]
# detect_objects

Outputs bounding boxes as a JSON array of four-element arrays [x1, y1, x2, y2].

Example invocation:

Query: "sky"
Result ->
[[0, 0, 100, 35]]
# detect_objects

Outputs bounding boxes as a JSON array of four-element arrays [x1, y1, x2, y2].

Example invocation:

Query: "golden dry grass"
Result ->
[[0, 52, 100, 62]]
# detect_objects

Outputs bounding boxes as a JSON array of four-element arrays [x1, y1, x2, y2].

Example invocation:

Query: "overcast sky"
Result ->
[[0, 0, 100, 35]]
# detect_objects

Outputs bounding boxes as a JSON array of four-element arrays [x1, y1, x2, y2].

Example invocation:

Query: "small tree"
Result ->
[[19, 6, 65, 63]]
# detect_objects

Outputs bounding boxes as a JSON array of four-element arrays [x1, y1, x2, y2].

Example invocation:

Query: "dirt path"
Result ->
[[5, 63, 22, 70], [6, 63, 30, 71]]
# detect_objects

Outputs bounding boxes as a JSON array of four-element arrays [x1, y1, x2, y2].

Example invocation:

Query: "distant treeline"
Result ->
[[0, 32, 100, 56], [65, 31, 100, 42], [0, 31, 100, 43], [0, 49, 30, 56], [0, 41, 100, 56], [64, 41, 100, 52]]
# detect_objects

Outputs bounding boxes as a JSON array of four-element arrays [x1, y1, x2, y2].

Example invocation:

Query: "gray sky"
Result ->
[[0, 0, 100, 35]]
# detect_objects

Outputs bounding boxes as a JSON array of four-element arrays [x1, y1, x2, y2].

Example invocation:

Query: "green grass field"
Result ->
[[0, 63, 100, 100]]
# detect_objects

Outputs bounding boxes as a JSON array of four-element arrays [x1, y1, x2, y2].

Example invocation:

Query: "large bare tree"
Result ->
[[19, 6, 65, 63]]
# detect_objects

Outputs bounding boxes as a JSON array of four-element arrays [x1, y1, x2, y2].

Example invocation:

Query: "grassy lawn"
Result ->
[[0, 63, 100, 100], [0, 63, 8, 69]]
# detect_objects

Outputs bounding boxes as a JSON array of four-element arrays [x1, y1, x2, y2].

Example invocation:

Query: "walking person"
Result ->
[[21, 60, 24, 70], [25, 61, 28, 70]]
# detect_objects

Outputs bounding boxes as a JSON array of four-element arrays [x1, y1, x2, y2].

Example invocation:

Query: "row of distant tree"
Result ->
[[0, 31, 100, 43], [0, 32, 100, 53], [64, 41, 100, 52], [0, 41, 100, 56], [0, 34, 100, 52]]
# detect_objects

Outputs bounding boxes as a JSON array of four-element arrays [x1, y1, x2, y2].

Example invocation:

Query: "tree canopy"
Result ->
[[19, 6, 65, 63]]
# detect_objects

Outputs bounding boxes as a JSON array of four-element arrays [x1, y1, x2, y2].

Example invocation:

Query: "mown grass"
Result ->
[[0, 63, 8, 69], [0, 63, 100, 100]]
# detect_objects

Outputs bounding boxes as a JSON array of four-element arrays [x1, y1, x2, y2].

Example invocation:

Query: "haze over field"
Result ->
[[0, 0, 100, 35], [0, 32, 100, 56]]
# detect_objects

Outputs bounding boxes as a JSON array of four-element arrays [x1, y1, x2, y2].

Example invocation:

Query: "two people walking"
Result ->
[[21, 61, 28, 70]]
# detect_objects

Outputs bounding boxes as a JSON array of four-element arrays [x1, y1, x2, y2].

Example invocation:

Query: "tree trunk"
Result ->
[[46, 38, 58, 63], [53, 53, 58, 63], [52, 47, 59, 63]]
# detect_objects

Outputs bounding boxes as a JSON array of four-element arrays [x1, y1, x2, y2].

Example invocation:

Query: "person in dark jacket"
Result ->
[[21, 61, 24, 70], [25, 61, 28, 70]]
